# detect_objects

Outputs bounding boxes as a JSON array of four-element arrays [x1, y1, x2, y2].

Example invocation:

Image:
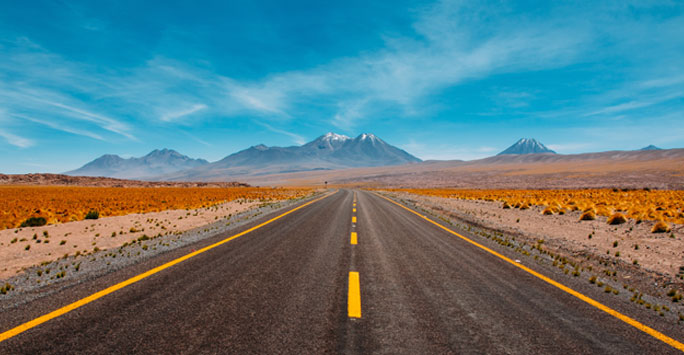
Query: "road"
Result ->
[[0, 189, 682, 354]]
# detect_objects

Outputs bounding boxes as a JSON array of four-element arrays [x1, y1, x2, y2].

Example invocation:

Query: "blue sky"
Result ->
[[1, 0, 683, 173]]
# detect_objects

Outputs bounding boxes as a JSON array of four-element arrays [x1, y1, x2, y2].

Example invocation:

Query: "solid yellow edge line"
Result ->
[[348, 271, 361, 318], [0, 191, 335, 343], [374, 192, 684, 352], [351, 232, 358, 245]]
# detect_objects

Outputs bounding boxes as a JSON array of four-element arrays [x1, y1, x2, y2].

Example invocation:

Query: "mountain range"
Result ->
[[64, 134, 669, 181], [65, 149, 209, 180], [66, 133, 421, 180]]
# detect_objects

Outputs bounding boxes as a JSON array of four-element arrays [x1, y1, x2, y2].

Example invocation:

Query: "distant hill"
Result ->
[[65, 149, 209, 180], [0, 173, 247, 187], [164, 132, 421, 181], [497, 138, 556, 155], [640, 145, 662, 151]]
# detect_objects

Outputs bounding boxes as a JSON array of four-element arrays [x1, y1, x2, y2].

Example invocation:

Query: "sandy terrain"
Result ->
[[0, 200, 260, 279], [385, 191, 684, 278]]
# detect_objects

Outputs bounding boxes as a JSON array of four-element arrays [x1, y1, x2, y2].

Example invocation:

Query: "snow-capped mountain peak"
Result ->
[[358, 133, 379, 142], [497, 138, 556, 155], [323, 132, 351, 141]]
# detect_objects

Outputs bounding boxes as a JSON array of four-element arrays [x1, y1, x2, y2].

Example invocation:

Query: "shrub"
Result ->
[[542, 207, 554, 215], [20, 217, 46, 228], [607, 213, 627, 225], [0, 283, 14, 295], [85, 210, 99, 220], [502, 202, 511, 209], [579, 211, 596, 221], [651, 221, 671, 233]]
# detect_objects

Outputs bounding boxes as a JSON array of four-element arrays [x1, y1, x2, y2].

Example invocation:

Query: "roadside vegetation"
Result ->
[[385, 188, 684, 231], [0, 186, 312, 230]]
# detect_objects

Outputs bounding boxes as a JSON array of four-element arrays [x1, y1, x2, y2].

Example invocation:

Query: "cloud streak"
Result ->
[[0, 129, 34, 148], [11, 114, 104, 140], [160, 104, 208, 122]]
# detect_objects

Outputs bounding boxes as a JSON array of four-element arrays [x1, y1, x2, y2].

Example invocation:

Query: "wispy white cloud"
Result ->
[[585, 91, 683, 117], [204, 1, 592, 128], [11, 113, 104, 140], [160, 103, 208, 122], [0, 129, 34, 148], [33, 99, 136, 140]]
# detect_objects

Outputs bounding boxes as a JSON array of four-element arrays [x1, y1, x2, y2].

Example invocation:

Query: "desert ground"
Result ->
[[383, 191, 683, 277], [0, 199, 260, 279]]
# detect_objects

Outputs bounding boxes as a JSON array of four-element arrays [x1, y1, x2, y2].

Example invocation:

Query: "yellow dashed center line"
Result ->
[[353, 208, 357, 213], [352, 216, 357, 223], [374, 192, 684, 352], [0, 192, 335, 343], [348, 272, 362, 318], [351, 232, 358, 245]]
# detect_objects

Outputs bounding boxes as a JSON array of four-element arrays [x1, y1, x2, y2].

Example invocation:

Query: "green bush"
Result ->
[[20, 217, 46, 227], [85, 210, 99, 220]]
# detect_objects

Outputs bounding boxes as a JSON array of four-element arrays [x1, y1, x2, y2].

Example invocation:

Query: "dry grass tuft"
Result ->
[[579, 210, 596, 221], [652, 221, 671, 233], [542, 207, 555, 215], [607, 213, 628, 225]]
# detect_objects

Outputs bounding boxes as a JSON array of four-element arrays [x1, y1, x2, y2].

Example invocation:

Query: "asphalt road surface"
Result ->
[[1, 189, 682, 354]]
